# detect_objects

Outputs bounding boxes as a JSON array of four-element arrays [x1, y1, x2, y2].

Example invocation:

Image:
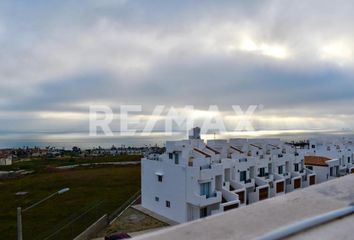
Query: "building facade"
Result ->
[[141, 131, 353, 223]]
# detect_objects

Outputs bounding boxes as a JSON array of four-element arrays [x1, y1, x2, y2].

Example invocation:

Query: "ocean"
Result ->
[[0, 129, 353, 149]]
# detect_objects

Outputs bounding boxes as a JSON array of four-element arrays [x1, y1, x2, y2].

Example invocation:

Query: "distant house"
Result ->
[[0, 154, 13, 166], [31, 148, 49, 157], [110, 145, 118, 156], [304, 156, 340, 183]]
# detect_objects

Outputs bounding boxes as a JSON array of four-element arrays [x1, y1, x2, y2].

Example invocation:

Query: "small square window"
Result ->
[[158, 175, 163, 182], [166, 201, 170, 208], [155, 196, 159, 202]]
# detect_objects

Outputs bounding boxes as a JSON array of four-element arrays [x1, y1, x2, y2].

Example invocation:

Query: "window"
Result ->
[[259, 167, 265, 177], [311, 145, 316, 149], [155, 196, 159, 202], [278, 166, 283, 174], [188, 157, 194, 167], [157, 175, 163, 182], [168, 153, 173, 159], [166, 201, 170, 208], [240, 171, 247, 182], [307, 166, 313, 170], [330, 167, 334, 176], [294, 163, 299, 172], [174, 153, 179, 164], [348, 157, 351, 164], [200, 182, 211, 197]]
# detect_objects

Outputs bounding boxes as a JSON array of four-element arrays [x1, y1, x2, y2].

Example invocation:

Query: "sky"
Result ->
[[0, 0, 354, 137]]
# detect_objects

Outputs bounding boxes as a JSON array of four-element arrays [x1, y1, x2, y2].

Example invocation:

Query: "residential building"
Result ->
[[141, 130, 352, 223], [0, 153, 12, 166]]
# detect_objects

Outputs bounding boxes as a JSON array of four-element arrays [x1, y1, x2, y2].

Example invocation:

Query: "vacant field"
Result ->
[[0, 154, 141, 172], [0, 165, 141, 239]]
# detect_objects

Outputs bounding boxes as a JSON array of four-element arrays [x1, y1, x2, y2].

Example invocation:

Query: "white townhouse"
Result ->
[[142, 136, 227, 222], [303, 138, 354, 180], [142, 130, 351, 223]]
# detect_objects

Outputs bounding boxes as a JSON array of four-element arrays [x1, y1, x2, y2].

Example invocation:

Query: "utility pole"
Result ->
[[16, 188, 70, 240], [17, 207, 22, 240]]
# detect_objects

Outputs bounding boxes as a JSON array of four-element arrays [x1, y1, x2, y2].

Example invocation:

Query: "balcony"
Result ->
[[239, 158, 247, 163], [282, 172, 290, 178], [198, 164, 223, 181], [230, 180, 247, 193], [221, 187, 240, 212], [206, 192, 217, 199], [242, 178, 255, 188], [187, 191, 222, 207], [257, 173, 274, 183], [200, 164, 211, 170]]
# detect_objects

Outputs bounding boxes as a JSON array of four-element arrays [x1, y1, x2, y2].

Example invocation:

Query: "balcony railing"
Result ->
[[239, 158, 247, 163], [205, 192, 217, 199], [258, 172, 269, 178], [200, 165, 212, 170]]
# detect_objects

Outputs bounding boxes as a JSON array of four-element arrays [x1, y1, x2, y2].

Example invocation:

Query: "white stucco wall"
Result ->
[[142, 159, 188, 223]]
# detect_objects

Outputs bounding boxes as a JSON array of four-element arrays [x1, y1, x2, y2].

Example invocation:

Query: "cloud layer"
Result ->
[[1, 0, 354, 133]]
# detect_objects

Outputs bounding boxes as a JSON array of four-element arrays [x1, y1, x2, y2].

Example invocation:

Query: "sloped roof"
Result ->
[[230, 146, 244, 154], [205, 145, 220, 154], [193, 148, 211, 158], [250, 144, 262, 150], [304, 156, 331, 167]]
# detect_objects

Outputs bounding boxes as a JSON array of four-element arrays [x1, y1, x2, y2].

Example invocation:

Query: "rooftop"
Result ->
[[304, 156, 331, 166]]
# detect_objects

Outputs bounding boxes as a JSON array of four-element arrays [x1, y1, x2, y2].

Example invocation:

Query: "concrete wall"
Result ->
[[311, 166, 328, 183]]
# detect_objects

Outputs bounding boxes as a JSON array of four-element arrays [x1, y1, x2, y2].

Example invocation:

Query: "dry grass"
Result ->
[[103, 207, 168, 236], [0, 165, 141, 240]]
